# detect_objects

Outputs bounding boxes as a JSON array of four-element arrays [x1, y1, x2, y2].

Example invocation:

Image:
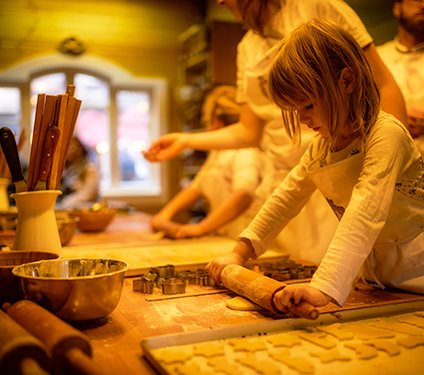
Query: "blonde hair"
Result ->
[[269, 19, 380, 147], [238, 0, 274, 35], [202, 85, 241, 127]]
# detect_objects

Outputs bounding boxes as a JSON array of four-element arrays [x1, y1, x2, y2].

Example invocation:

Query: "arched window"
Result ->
[[0, 54, 168, 208]]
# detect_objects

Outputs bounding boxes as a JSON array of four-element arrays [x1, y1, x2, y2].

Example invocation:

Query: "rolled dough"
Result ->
[[226, 296, 265, 311]]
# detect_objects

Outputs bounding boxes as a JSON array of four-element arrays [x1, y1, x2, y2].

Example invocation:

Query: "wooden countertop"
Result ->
[[8, 212, 424, 375]]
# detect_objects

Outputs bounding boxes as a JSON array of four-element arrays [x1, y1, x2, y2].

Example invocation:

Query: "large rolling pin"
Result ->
[[0, 309, 52, 375], [221, 264, 319, 320], [3, 300, 106, 375]]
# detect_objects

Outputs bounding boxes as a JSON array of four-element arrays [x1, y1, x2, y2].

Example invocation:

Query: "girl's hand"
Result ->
[[150, 219, 181, 238], [174, 224, 204, 239], [143, 133, 189, 162], [273, 285, 331, 315], [206, 252, 247, 284]]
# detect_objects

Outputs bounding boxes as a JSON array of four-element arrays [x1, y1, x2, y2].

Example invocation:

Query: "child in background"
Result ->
[[206, 19, 424, 310], [150, 86, 262, 240]]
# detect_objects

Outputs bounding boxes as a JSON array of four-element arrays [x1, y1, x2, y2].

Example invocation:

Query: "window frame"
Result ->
[[0, 54, 169, 208]]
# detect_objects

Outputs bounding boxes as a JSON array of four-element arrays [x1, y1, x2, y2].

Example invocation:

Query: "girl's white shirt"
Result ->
[[240, 111, 424, 305]]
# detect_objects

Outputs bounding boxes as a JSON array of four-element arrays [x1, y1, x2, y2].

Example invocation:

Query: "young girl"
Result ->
[[206, 19, 424, 311]]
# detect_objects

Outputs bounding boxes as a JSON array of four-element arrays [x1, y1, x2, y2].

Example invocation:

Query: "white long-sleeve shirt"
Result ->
[[240, 112, 424, 305]]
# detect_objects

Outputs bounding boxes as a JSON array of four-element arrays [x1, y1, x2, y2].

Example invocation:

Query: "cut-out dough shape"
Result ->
[[174, 363, 214, 375], [364, 339, 401, 356], [398, 315, 424, 328], [349, 322, 395, 340], [155, 349, 193, 364], [344, 342, 378, 359], [369, 319, 422, 336], [269, 349, 314, 374], [267, 333, 302, 348], [208, 358, 243, 375], [193, 342, 225, 357], [236, 353, 281, 375], [397, 336, 424, 349], [310, 348, 351, 363], [317, 323, 354, 341], [298, 331, 336, 349], [226, 296, 265, 311], [228, 338, 267, 352]]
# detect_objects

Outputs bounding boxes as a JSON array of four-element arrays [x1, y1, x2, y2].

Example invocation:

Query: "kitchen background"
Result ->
[[0, 0, 397, 213]]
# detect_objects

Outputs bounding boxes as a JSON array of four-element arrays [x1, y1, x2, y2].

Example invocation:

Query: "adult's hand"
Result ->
[[143, 133, 188, 162]]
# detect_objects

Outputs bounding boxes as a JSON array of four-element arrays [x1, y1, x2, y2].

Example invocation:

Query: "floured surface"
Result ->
[[146, 310, 424, 375], [63, 237, 283, 276]]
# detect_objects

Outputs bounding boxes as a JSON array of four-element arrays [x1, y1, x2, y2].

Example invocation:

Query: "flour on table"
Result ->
[[226, 296, 265, 311], [310, 348, 351, 363], [344, 342, 378, 359]]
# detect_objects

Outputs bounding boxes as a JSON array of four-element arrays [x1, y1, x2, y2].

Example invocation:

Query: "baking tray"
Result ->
[[141, 300, 424, 375]]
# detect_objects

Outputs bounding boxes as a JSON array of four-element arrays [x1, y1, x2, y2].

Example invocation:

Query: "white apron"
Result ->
[[307, 142, 424, 294]]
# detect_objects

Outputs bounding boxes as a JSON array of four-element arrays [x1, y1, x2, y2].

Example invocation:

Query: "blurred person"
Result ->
[[377, 0, 424, 153], [56, 137, 100, 209], [150, 85, 263, 240]]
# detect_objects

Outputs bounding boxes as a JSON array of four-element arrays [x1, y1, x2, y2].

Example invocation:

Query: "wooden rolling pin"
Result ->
[[3, 301, 106, 375], [221, 264, 319, 320], [0, 309, 52, 375]]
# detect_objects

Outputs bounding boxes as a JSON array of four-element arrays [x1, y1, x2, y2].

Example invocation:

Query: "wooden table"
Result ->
[[47, 212, 424, 374]]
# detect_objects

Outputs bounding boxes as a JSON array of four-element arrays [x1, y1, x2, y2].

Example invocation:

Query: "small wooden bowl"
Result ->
[[71, 208, 116, 232], [0, 251, 62, 307]]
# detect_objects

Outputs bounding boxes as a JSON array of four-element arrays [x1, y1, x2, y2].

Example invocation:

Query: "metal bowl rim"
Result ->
[[11, 257, 131, 280]]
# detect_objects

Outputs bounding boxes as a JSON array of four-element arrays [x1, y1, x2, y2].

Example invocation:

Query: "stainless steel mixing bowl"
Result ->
[[11, 258, 130, 322]]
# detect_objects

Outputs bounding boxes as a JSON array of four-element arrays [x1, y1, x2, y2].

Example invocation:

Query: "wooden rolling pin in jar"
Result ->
[[220, 264, 320, 320], [3, 300, 108, 375]]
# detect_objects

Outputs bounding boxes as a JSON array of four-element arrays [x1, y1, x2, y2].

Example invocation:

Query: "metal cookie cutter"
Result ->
[[162, 277, 186, 295], [150, 264, 175, 279], [133, 277, 154, 294]]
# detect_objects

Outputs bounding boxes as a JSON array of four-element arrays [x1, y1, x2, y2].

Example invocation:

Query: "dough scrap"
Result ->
[[267, 333, 302, 348], [310, 348, 351, 363], [193, 342, 225, 357], [364, 339, 401, 356], [155, 349, 193, 364], [397, 336, 424, 349], [269, 349, 314, 374], [415, 311, 424, 318], [298, 331, 336, 349], [208, 358, 243, 375], [317, 323, 354, 341], [344, 342, 378, 359], [370, 319, 422, 336], [226, 296, 265, 311], [228, 338, 267, 352], [398, 315, 424, 328], [349, 322, 395, 340], [236, 353, 281, 375]]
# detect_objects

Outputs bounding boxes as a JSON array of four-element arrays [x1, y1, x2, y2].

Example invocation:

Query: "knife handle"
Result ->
[[37, 126, 61, 184], [0, 127, 25, 183]]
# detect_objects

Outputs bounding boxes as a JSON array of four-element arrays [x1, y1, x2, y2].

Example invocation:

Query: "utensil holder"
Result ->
[[11, 190, 62, 255], [0, 178, 10, 211]]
